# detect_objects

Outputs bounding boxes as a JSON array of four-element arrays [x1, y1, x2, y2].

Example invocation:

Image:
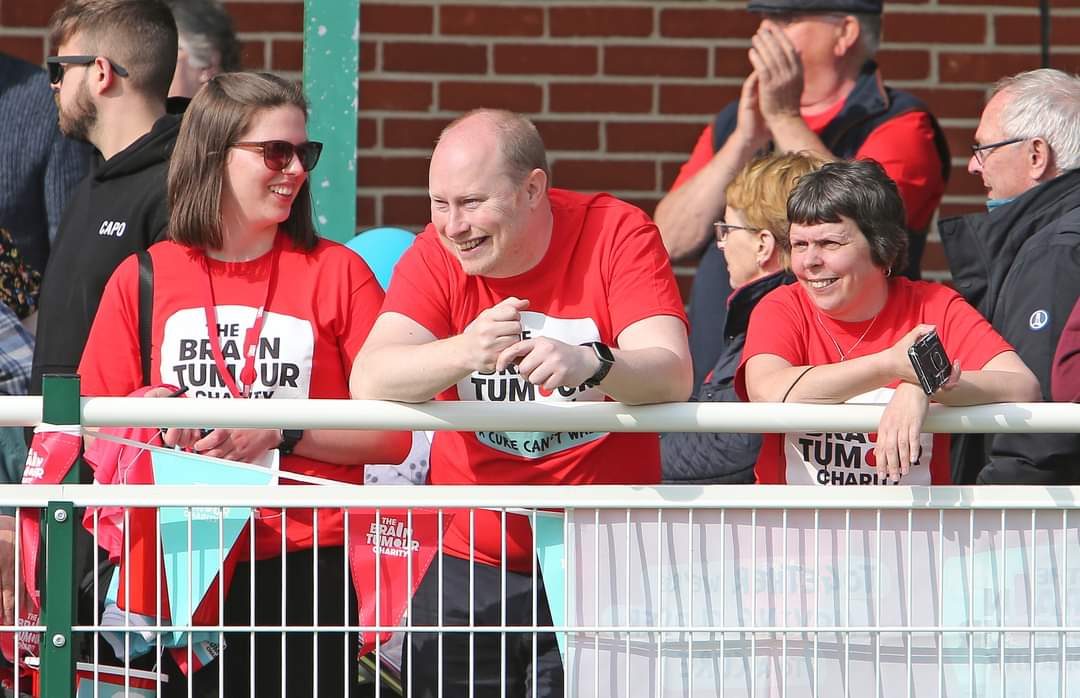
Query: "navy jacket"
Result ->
[[940, 169, 1080, 484]]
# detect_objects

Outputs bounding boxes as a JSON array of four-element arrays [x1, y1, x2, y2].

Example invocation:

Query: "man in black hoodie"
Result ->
[[941, 68, 1080, 484], [32, 0, 180, 394]]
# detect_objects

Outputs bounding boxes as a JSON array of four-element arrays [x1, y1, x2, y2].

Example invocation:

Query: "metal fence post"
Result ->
[[39, 374, 81, 697]]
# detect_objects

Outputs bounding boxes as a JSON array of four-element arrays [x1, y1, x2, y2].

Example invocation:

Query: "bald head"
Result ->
[[438, 109, 550, 187]]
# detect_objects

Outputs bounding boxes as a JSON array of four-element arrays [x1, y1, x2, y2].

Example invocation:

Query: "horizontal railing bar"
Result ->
[[77, 397, 1080, 434], [7, 484, 1080, 509], [66, 624, 1080, 634]]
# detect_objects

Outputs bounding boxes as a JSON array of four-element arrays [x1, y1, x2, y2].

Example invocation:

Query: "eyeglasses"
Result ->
[[970, 137, 1025, 166], [231, 140, 324, 172], [713, 222, 761, 244], [46, 55, 129, 85]]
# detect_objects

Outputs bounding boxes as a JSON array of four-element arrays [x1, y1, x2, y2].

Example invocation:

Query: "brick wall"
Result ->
[[4, 0, 1080, 285]]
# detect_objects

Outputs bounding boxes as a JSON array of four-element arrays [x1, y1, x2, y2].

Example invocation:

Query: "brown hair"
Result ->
[[167, 72, 317, 251], [725, 151, 827, 264], [50, 0, 177, 103], [440, 109, 550, 187]]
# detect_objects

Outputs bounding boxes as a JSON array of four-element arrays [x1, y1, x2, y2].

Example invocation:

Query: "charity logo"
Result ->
[[365, 516, 421, 558]]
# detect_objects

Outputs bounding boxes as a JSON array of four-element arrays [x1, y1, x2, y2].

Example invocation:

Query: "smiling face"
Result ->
[[428, 116, 548, 278], [219, 105, 308, 243], [789, 216, 888, 321]]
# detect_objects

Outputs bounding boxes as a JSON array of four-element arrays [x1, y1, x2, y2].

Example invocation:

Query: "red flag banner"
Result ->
[[347, 509, 453, 655]]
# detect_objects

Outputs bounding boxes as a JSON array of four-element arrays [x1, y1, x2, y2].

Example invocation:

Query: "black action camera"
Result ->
[[907, 329, 952, 395]]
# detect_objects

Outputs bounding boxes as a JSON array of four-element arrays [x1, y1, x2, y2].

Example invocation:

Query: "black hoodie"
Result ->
[[31, 105, 185, 394], [939, 169, 1080, 484]]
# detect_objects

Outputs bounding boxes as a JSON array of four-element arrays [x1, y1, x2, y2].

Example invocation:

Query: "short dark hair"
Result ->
[[440, 109, 550, 187], [168, 72, 317, 251], [164, 0, 240, 72], [50, 0, 177, 103], [786, 159, 908, 272]]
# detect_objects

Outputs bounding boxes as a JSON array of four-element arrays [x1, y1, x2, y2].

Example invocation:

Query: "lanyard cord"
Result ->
[[201, 236, 280, 398]]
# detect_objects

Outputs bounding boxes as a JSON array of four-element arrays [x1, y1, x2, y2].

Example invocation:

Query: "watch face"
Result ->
[[594, 342, 615, 363]]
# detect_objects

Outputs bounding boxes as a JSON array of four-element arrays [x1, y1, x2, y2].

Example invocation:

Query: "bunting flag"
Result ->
[[532, 512, 567, 659], [1, 425, 82, 667], [347, 508, 452, 655]]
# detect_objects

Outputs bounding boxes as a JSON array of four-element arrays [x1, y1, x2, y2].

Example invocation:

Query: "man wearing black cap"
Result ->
[[656, 0, 950, 395]]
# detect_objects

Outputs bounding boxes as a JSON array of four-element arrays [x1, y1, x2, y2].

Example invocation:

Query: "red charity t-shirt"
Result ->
[[80, 237, 384, 556], [734, 278, 1013, 486], [670, 109, 945, 232], [382, 189, 688, 572]]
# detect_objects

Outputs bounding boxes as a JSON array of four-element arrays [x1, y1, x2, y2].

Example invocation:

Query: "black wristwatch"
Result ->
[[279, 429, 304, 456], [581, 341, 615, 388]]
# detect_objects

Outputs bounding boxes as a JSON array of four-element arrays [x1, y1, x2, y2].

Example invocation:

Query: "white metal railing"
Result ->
[[4, 396, 1079, 433]]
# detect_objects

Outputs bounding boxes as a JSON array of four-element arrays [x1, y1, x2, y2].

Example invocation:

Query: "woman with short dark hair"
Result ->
[[737, 159, 1039, 485]]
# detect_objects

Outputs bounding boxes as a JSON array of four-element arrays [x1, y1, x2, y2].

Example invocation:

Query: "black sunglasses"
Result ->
[[232, 140, 324, 172], [46, 55, 129, 85]]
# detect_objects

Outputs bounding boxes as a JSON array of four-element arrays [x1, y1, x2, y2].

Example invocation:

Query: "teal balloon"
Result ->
[[345, 226, 416, 290]]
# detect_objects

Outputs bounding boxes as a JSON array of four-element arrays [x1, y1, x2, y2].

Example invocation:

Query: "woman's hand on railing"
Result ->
[[874, 382, 930, 483]]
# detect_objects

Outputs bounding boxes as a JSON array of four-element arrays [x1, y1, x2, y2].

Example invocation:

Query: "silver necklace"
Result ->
[[815, 311, 879, 361]]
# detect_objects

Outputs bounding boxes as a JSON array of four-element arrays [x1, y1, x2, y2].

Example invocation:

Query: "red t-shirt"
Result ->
[[80, 237, 383, 555], [382, 189, 687, 571], [735, 278, 1013, 485], [670, 111, 944, 232]]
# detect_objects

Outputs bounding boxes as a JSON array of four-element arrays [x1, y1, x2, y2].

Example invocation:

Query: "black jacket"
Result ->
[[31, 106, 184, 394], [940, 169, 1080, 484], [662, 271, 791, 484]]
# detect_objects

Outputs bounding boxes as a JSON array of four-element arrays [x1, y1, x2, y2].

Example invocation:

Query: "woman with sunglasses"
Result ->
[[79, 72, 411, 696]]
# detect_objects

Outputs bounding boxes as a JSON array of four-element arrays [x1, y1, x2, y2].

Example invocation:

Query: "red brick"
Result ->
[[876, 48, 931, 80], [994, 15, 1080, 45], [659, 84, 741, 115], [271, 39, 303, 71], [356, 195, 376, 228], [552, 159, 656, 191], [224, 2, 303, 33], [356, 156, 429, 188], [0, 0, 62, 27], [1052, 0, 1080, 8], [360, 4, 434, 34], [494, 44, 598, 76], [714, 47, 753, 78], [920, 240, 950, 274], [383, 117, 447, 149], [549, 82, 653, 114], [357, 118, 377, 149], [239, 40, 266, 70], [882, 11, 986, 44], [550, 6, 652, 37], [533, 120, 600, 151], [908, 87, 987, 120], [440, 5, 543, 37], [661, 160, 689, 190], [621, 196, 661, 218], [382, 195, 431, 229], [939, 52, 1041, 83], [384, 41, 486, 74], [661, 8, 759, 39], [942, 126, 977, 166], [605, 45, 708, 78], [359, 80, 433, 111], [359, 42, 376, 72], [945, 167, 987, 197], [0, 35, 46, 65], [439, 81, 543, 113], [606, 121, 705, 153], [943, 0, 1043, 6]]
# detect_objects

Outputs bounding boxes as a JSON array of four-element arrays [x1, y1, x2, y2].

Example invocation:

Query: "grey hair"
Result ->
[[163, 0, 240, 72], [992, 68, 1080, 172], [854, 13, 881, 59]]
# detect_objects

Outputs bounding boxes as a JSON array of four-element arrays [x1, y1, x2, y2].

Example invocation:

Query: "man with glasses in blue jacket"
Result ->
[[941, 68, 1080, 484]]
